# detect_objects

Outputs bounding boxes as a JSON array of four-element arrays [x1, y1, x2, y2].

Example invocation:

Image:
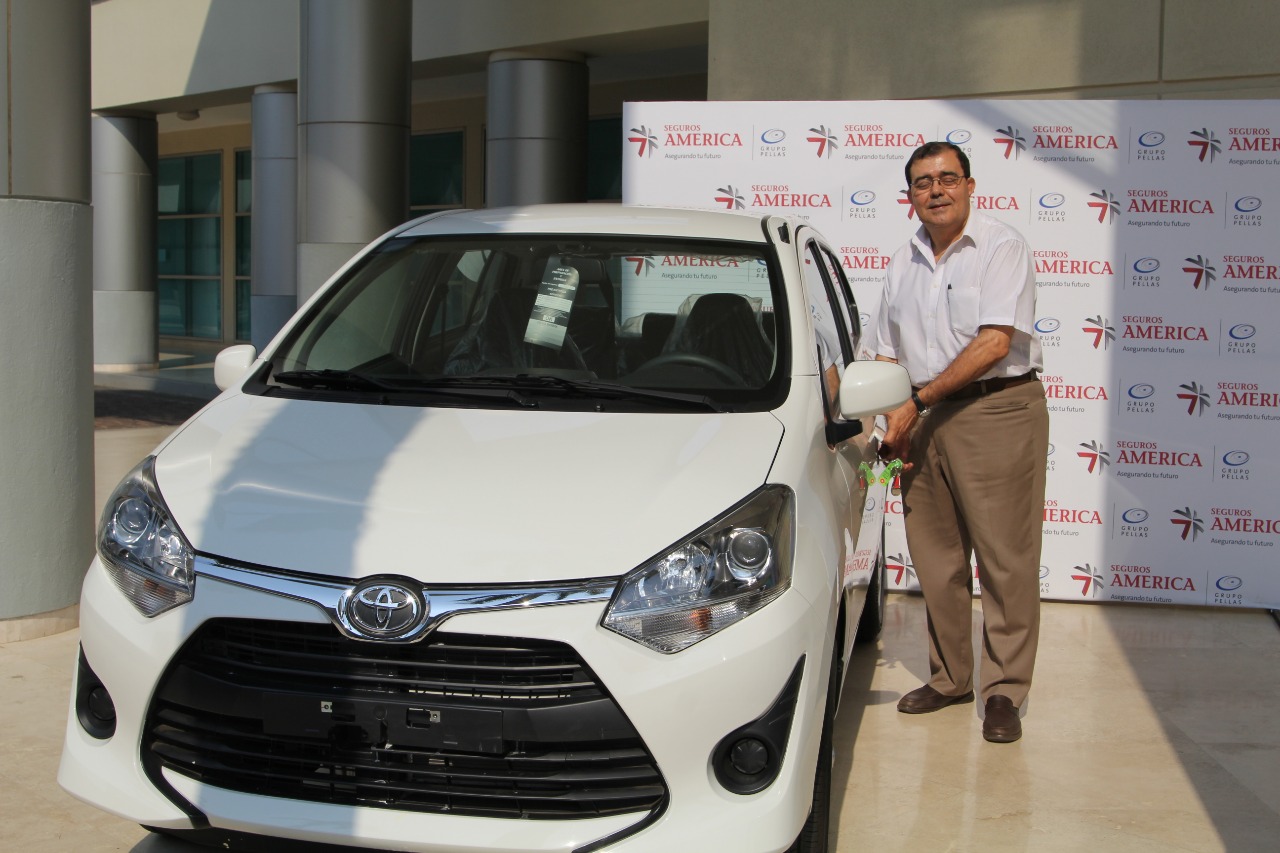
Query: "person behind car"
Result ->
[[871, 140, 1048, 743]]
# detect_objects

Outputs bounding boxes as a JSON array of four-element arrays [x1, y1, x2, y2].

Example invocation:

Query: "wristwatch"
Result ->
[[911, 390, 930, 416]]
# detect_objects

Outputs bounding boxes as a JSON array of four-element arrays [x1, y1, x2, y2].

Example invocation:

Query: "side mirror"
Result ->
[[837, 360, 911, 421], [213, 344, 258, 391]]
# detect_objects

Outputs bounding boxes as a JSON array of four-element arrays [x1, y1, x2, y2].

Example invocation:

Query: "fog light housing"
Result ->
[[712, 656, 804, 794], [75, 648, 116, 740]]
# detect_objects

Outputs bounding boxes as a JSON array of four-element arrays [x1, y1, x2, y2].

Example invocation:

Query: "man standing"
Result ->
[[872, 141, 1048, 743]]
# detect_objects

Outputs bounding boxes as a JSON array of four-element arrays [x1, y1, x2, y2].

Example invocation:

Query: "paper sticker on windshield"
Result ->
[[524, 265, 579, 349]]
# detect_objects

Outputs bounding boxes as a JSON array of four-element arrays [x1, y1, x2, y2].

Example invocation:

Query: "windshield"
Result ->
[[262, 234, 789, 411]]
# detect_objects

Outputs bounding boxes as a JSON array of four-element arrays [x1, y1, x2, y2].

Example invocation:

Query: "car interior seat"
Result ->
[[664, 292, 774, 386]]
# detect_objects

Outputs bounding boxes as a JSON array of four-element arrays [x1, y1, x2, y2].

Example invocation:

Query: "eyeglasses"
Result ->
[[910, 173, 967, 193]]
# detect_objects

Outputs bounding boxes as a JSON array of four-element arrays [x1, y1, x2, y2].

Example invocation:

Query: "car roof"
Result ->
[[396, 203, 776, 243]]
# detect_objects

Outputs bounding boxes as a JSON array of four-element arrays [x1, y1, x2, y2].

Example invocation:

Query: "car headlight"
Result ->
[[98, 456, 195, 616], [602, 485, 794, 653]]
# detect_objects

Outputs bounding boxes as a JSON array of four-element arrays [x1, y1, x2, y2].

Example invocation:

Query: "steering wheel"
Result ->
[[558, 333, 592, 373], [640, 352, 748, 386]]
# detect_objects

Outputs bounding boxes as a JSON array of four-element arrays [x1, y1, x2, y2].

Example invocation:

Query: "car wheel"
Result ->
[[854, 533, 886, 644], [787, 651, 836, 853]]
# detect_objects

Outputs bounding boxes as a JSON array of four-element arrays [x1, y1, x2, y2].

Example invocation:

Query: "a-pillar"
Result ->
[[251, 84, 298, 351], [0, 0, 94, 640], [92, 112, 158, 370], [296, 0, 410, 305], [486, 50, 588, 207]]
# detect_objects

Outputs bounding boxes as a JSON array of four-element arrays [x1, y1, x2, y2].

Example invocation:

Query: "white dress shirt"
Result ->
[[872, 210, 1042, 387]]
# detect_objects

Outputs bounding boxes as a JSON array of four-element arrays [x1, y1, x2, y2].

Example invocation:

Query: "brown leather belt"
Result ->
[[945, 370, 1039, 401]]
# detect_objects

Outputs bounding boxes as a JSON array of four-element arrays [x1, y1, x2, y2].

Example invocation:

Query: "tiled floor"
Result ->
[[3, 422, 1278, 852], [834, 593, 1280, 852]]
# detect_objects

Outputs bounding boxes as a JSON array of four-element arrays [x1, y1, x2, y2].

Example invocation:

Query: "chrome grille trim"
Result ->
[[195, 556, 616, 643]]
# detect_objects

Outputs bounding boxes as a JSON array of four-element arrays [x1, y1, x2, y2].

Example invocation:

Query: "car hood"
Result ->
[[154, 394, 784, 584]]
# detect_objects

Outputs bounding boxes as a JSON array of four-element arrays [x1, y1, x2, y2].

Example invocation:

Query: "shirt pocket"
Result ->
[[945, 284, 981, 333]]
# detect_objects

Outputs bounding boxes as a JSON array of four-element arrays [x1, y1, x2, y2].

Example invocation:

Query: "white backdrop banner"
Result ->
[[623, 99, 1279, 610]]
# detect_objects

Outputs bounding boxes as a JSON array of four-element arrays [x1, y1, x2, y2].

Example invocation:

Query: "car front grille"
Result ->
[[143, 619, 666, 820]]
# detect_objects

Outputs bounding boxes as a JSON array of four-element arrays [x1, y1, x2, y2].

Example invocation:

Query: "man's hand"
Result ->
[[873, 324, 1018, 472], [879, 398, 918, 472]]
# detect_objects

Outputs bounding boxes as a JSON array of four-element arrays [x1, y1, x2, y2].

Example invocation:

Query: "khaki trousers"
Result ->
[[901, 379, 1049, 708]]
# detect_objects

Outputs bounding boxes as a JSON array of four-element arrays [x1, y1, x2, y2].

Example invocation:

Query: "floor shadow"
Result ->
[[93, 388, 211, 429], [1098, 604, 1280, 852], [827, 634, 890, 849]]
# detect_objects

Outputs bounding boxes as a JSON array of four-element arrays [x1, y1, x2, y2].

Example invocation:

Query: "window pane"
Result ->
[[158, 153, 222, 215], [272, 236, 782, 407], [236, 215, 251, 277], [235, 150, 252, 213], [188, 218, 221, 276], [190, 278, 222, 339], [283, 248, 424, 369], [236, 279, 252, 342], [188, 153, 222, 214], [157, 219, 187, 276], [802, 242, 845, 379], [157, 158, 185, 215], [819, 246, 860, 348], [158, 279, 188, 337], [158, 278, 222, 340], [158, 218, 221, 276], [410, 131, 464, 207], [588, 117, 622, 201]]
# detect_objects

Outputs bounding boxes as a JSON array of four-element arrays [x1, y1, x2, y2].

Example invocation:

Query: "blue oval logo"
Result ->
[[1128, 383, 1155, 399], [760, 128, 786, 144], [1216, 575, 1243, 591], [1039, 565, 1050, 579], [1138, 131, 1166, 147], [947, 129, 972, 145], [1133, 257, 1161, 274], [1228, 324, 1256, 340], [850, 190, 876, 205], [859, 312, 871, 328], [1122, 508, 1150, 524], [1035, 317, 1061, 334], [1222, 450, 1250, 466], [864, 495, 878, 512], [1235, 196, 1263, 213], [1039, 192, 1066, 209], [1046, 443, 1056, 457]]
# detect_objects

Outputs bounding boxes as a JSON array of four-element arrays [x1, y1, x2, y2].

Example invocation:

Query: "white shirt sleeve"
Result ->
[[977, 235, 1036, 334]]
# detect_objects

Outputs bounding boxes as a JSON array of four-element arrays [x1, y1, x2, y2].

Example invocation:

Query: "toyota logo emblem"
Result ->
[[340, 579, 427, 640]]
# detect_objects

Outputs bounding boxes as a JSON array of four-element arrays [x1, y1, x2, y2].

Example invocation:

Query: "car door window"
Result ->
[[801, 239, 855, 414], [817, 245, 860, 357]]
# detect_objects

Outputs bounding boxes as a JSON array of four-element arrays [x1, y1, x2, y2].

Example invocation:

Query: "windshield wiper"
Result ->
[[272, 369, 404, 392], [436, 374, 726, 412], [272, 371, 725, 411], [273, 368, 543, 407]]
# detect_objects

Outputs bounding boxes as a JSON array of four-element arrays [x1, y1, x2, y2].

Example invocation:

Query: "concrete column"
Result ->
[[486, 50, 588, 207], [0, 0, 94, 639], [297, 0, 410, 304], [251, 84, 298, 350], [92, 113, 158, 369]]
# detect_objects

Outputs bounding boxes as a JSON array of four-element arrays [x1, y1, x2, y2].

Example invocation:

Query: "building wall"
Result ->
[[707, 0, 1280, 101], [92, 0, 298, 110], [92, 0, 709, 112], [92, 0, 1278, 346]]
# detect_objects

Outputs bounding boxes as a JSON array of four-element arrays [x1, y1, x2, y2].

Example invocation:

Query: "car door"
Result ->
[[797, 231, 888, 664]]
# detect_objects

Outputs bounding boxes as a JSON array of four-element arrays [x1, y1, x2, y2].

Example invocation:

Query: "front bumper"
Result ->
[[60, 556, 833, 853]]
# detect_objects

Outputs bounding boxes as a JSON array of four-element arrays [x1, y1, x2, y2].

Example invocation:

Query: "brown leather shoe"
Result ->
[[897, 684, 975, 714], [982, 695, 1022, 743]]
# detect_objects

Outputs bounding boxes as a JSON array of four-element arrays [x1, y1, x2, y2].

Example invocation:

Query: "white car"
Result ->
[[61, 204, 909, 852]]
